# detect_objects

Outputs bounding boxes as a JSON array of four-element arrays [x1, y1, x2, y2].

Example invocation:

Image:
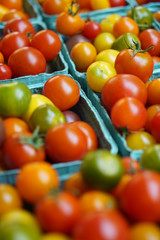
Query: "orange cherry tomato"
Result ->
[[0, 0, 23, 10], [147, 78, 160, 105], [1, 9, 29, 22]]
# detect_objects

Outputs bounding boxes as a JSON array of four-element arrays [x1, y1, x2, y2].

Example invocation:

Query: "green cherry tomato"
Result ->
[[127, 6, 153, 31], [112, 33, 141, 52], [81, 149, 124, 191], [29, 104, 66, 134], [0, 82, 31, 118], [141, 144, 160, 172]]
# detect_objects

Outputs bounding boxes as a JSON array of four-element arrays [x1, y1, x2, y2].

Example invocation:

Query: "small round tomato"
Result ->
[[111, 174, 133, 198], [87, 61, 116, 92], [100, 14, 121, 34], [93, 32, 116, 53], [152, 56, 160, 65], [0, 0, 23, 10], [95, 49, 119, 68], [0, 63, 12, 80], [0, 184, 22, 217], [42, 75, 80, 111], [71, 42, 97, 72], [35, 191, 80, 234], [109, 0, 126, 7], [42, 0, 71, 15], [30, 30, 61, 61], [121, 156, 141, 173], [138, 29, 160, 56], [90, 0, 110, 10], [126, 131, 156, 150], [3, 18, 35, 37], [145, 104, 160, 132], [113, 17, 139, 38], [153, 10, 160, 22], [102, 74, 147, 112], [1, 31, 30, 60], [83, 20, 101, 40], [147, 78, 160, 105], [1, 9, 30, 22], [115, 48, 154, 83], [8, 47, 46, 78], [150, 111, 160, 142], [111, 97, 147, 132], [3, 117, 30, 138], [63, 110, 81, 123], [2, 131, 45, 169], [45, 123, 88, 163], [70, 121, 98, 152], [66, 34, 91, 53], [120, 170, 160, 222], [16, 162, 59, 203]]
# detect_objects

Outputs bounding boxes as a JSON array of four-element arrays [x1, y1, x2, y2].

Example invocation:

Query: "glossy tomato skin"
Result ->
[[30, 30, 61, 61], [0, 81, 31, 118], [150, 111, 160, 142], [147, 78, 160, 105], [115, 49, 154, 83], [0, 63, 12, 80], [145, 104, 160, 132], [2, 132, 45, 169], [138, 29, 160, 56], [111, 97, 147, 132], [3, 18, 35, 37], [109, 0, 126, 7], [8, 47, 46, 78], [83, 20, 101, 40], [0, 0, 23, 10], [42, 0, 71, 15], [120, 170, 160, 222], [35, 191, 80, 234], [73, 210, 129, 240], [1, 9, 30, 22], [45, 123, 88, 163], [42, 75, 80, 111], [66, 34, 91, 53], [63, 110, 81, 123], [1, 31, 30, 60], [102, 74, 147, 112]]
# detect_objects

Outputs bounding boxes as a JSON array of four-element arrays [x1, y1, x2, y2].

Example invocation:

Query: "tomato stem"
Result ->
[[19, 126, 44, 151], [68, 0, 79, 16]]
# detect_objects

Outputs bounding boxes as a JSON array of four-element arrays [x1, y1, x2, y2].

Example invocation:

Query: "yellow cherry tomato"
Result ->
[[22, 94, 54, 123], [41, 233, 71, 240], [100, 18, 114, 33], [93, 32, 116, 53], [87, 61, 117, 92], [106, 14, 121, 24], [95, 49, 119, 68], [90, 0, 110, 10]]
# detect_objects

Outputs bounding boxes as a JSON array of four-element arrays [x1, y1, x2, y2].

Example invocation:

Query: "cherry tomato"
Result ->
[[113, 17, 139, 38], [150, 111, 160, 142], [45, 123, 88, 163], [8, 47, 46, 78], [138, 29, 160, 56], [100, 14, 121, 34], [66, 34, 91, 53], [135, 0, 148, 4], [77, 0, 91, 9], [1, 9, 29, 22], [42, 0, 71, 15], [3, 117, 30, 138], [0, 0, 23, 10], [93, 32, 116, 53], [35, 191, 80, 234], [0, 184, 22, 217], [111, 174, 133, 198], [2, 131, 45, 169], [3, 18, 35, 37], [115, 48, 154, 83], [63, 110, 81, 123], [152, 56, 160, 65], [111, 97, 147, 132], [16, 162, 59, 203], [147, 78, 160, 105], [120, 170, 160, 222], [121, 156, 141, 173], [73, 210, 129, 240], [30, 30, 61, 61], [42, 75, 80, 111], [0, 63, 12, 80], [0, 52, 4, 63], [1, 31, 30, 60], [71, 42, 97, 72], [145, 104, 160, 132], [83, 20, 101, 40], [109, 0, 126, 7], [102, 74, 147, 112], [95, 49, 119, 68], [90, 0, 110, 10], [153, 10, 160, 22], [70, 121, 98, 152]]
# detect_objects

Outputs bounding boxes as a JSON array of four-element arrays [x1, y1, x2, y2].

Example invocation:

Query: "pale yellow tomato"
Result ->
[[106, 14, 121, 24], [22, 94, 54, 123], [41, 233, 71, 240], [100, 18, 114, 33], [87, 61, 117, 92], [93, 32, 116, 53], [90, 0, 110, 10], [95, 49, 119, 68]]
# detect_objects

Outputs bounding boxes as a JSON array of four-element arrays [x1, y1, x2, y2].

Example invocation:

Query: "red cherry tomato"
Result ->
[[83, 20, 101, 40], [0, 63, 12, 80]]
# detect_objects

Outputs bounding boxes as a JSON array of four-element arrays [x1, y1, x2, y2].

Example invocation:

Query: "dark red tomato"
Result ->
[[45, 123, 88, 163], [8, 47, 46, 78], [70, 121, 98, 152], [35, 191, 80, 234], [138, 29, 160, 56], [120, 170, 160, 222], [109, 0, 126, 7], [83, 20, 101, 40], [1, 31, 30, 60], [115, 49, 154, 83], [135, 0, 148, 4], [101, 74, 147, 112], [2, 132, 45, 169], [0, 63, 12, 80], [111, 97, 147, 132], [73, 210, 130, 240], [3, 18, 35, 37], [42, 75, 80, 111], [30, 30, 61, 61], [63, 110, 81, 123], [150, 111, 160, 142]]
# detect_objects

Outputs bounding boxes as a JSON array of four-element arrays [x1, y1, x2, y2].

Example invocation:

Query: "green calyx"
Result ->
[[68, 0, 79, 16]]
